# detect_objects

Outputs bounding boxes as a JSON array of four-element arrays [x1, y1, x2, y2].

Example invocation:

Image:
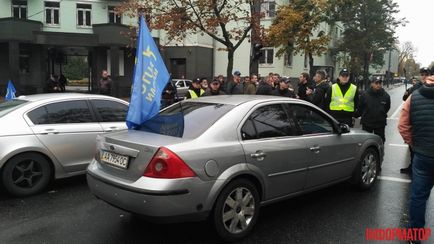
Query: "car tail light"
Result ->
[[144, 147, 196, 178]]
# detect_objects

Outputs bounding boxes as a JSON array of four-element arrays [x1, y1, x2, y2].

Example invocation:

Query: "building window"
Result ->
[[108, 6, 121, 24], [77, 4, 92, 27], [284, 51, 293, 66], [261, 0, 276, 18], [259, 48, 274, 65], [19, 45, 31, 74], [12, 0, 27, 19], [45, 1, 60, 25]]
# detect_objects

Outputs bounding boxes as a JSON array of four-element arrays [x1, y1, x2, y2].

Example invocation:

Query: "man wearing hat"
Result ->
[[358, 77, 390, 143], [226, 70, 244, 94], [325, 68, 359, 127], [184, 78, 205, 99], [203, 79, 226, 96], [398, 67, 434, 243], [273, 78, 296, 98]]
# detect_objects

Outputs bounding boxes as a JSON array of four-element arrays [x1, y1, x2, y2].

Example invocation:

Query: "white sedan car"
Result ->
[[0, 93, 129, 197]]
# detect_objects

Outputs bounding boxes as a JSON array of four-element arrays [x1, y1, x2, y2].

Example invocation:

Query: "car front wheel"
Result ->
[[2, 153, 51, 197], [353, 148, 380, 190], [212, 179, 260, 242]]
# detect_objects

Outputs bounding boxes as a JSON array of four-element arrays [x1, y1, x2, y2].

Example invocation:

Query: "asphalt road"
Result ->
[[1, 84, 432, 244]]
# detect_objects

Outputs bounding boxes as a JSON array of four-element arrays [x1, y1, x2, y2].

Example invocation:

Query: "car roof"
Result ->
[[187, 95, 300, 106], [16, 93, 123, 102]]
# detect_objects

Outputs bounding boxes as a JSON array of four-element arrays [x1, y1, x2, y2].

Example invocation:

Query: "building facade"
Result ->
[[0, 0, 137, 97]]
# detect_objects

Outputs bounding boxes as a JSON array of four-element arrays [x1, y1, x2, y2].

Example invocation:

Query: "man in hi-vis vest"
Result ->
[[325, 68, 359, 127], [184, 78, 205, 99]]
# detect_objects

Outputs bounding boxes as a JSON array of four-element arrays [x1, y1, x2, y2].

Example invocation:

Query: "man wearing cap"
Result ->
[[203, 79, 226, 96], [184, 78, 205, 99], [226, 71, 244, 94], [403, 67, 430, 101], [273, 78, 296, 98], [358, 77, 390, 143], [398, 67, 434, 244], [325, 68, 359, 126]]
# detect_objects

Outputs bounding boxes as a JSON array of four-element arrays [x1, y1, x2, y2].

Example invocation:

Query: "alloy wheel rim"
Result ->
[[12, 160, 43, 188], [222, 187, 255, 234], [361, 153, 377, 185]]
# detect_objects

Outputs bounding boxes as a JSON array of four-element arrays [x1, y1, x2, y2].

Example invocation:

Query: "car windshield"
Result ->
[[140, 101, 234, 139], [0, 99, 28, 118]]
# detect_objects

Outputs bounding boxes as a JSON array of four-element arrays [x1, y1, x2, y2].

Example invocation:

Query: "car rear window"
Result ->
[[0, 99, 28, 118], [140, 102, 234, 139]]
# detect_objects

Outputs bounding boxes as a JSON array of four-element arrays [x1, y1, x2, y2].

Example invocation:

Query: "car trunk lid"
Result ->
[[95, 130, 188, 182]]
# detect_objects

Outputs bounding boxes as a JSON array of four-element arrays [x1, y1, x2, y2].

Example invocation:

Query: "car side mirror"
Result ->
[[338, 123, 350, 134]]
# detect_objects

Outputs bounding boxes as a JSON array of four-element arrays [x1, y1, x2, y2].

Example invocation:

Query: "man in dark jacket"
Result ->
[[400, 67, 430, 174], [398, 67, 434, 243], [203, 79, 226, 96], [311, 70, 330, 111], [325, 69, 359, 126], [298, 72, 313, 101], [403, 67, 430, 101], [358, 78, 390, 143], [256, 74, 274, 95], [226, 71, 244, 94], [273, 78, 296, 98]]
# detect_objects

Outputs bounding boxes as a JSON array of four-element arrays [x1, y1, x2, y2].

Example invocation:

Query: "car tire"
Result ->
[[2, 153, 51, 197], [212, 179, 260, 242], [353, 148, 380, 190]]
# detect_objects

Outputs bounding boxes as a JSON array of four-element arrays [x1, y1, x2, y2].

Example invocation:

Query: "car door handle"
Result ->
[[309, 146, 321, 152], [251, 151, 266, 160], [44, 129, 59, 134], [105, 126, 119, 132]]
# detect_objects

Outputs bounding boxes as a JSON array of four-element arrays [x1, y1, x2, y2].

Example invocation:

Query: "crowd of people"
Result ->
[[162, 68, 393, 143]]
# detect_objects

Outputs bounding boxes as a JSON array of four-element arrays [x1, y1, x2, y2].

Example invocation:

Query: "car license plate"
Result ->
[[100, 151, 129, 169]]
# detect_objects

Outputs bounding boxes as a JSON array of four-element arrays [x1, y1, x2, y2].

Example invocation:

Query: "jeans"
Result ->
[[409, 152, 434, 230]]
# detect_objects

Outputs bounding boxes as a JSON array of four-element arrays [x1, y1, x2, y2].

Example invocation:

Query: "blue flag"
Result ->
[[126, 16, 170, 129], [5, 80, 16, 101]]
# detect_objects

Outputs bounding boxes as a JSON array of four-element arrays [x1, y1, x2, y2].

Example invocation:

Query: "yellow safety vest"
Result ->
[[329, 83, 357, 112], [188, 89, 204, 99]]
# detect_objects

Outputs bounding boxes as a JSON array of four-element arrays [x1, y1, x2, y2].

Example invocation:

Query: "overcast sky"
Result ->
[[394, 0, 434, 67]]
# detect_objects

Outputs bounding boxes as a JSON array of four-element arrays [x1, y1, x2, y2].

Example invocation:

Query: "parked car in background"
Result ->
[[0, 93, 129, 197], [171, 79, 192, 99], [87, 95, 383, 241]]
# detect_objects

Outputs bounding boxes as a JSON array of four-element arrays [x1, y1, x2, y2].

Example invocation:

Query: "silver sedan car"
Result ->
[[87, 95, 383, 241], [0, 93, 129, 197]]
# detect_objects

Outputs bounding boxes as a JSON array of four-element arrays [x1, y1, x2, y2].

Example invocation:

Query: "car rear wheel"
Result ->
[[212, 179, 260, 242], [353, 148, 380, 190], [2, 153, 51, 197]]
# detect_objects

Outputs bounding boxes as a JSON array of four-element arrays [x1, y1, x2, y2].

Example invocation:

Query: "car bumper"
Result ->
[[87, 172, 212, 223]]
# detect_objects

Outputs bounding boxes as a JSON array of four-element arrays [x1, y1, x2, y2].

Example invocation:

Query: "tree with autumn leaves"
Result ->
[[266, 0, 331, 79], [116, 0, 264, 80]]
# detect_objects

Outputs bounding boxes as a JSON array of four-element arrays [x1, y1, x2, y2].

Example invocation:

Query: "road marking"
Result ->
[[378, 176, 411, 183], [390, 102, 404, 119], [389, 143, 408, 148]]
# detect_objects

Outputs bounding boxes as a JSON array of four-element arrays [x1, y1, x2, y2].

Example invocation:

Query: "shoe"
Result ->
[[400, 167, 412, 174]]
